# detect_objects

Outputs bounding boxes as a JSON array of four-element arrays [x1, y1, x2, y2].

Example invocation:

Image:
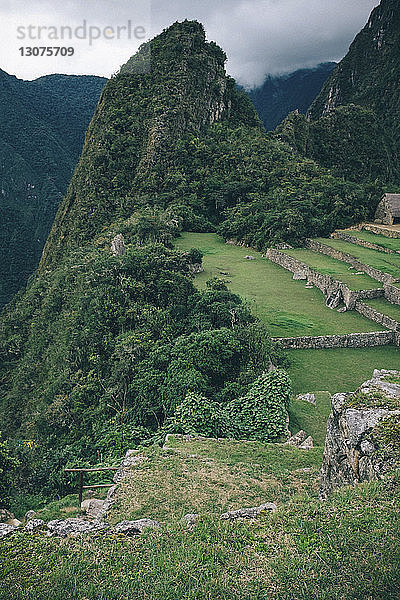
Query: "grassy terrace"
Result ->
[[315, 237, 400, 278], [287, 347, 400, 394], [281, 248, 382, 290], [341, 228, 400, 252], [2, 454, 399, 600], [176, 233, 380, 337], [363, 298, 400, 321], [110, 438, 323, 524]]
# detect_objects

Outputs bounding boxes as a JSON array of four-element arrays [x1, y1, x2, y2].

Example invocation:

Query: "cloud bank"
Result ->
[[0, 0, 378, 86]]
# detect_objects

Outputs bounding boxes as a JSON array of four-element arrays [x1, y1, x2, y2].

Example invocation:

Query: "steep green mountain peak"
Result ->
[[308, 0, 400, 120], [39, 20, 261, 270], [276, 0, 400, 185]]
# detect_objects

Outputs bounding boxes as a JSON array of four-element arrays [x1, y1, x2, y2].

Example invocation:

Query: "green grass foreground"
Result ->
[[110, 438, 323, 523], [176, 233, 380, 336], [1, 473, 399, 600]]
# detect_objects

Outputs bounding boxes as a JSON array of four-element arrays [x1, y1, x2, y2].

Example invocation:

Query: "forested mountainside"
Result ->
[[276, 0, 400, 185], [0, 70, 106, 308], [248, 62, 336, 131], [0, 19, 385, 509]]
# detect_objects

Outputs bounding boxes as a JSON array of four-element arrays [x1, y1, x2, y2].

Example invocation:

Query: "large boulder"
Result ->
[[320, 370, 400, 499], [0, 523, 17, 539], [113, 519, 161, 535], [220, 503, 277, 520], [24, 519, 45, 533], [47, 518, 109, 537], [81, 499, 105, 519]]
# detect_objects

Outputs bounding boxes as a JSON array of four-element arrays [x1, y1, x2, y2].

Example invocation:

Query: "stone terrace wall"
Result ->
[[385, 283, 400, 305], [273, 331, 396, 350], [332, 231, 397, 255], [355, 301, 400, 332], [266, 248, 384, 309], [363, 224, 400, 239], [305, 239, 394, 285]]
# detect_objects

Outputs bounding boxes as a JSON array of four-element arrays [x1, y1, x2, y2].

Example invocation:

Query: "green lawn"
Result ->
[[287, 347, 400, 394], [176, 233, 381, 337], [341, 228, 400, 252], [364, 298, 400, 321], [315, 237, 400, 278], [282, 248, 382, 290], [110, 438, 322, 524], [289, 392, 332, 446], [1, 468, 399, 600]]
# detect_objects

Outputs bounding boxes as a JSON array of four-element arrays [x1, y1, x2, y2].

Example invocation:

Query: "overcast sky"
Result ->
[[0, 0, 378, 87]]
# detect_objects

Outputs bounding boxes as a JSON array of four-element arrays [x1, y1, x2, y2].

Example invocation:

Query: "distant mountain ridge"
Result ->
[[248, 63, 336, 131], [0, 70, 106, 307], [276, 0, 400, 185]]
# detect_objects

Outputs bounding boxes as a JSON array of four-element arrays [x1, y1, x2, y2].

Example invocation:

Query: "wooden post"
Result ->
[[78, 471, 83, 506]]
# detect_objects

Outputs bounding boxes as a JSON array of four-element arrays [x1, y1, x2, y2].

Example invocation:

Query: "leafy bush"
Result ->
[[224, 370, 291, 443], [0, 433, 19, 508], [172, 392, 221, 437]]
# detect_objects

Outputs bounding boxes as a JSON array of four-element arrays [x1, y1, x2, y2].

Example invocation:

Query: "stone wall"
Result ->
[[384, 283, 400, 305], [355, 301, 400, 332], [363, 224, 400, 239], [266, 248, 384, 309], [332, 231, 397, 255], [273, 331, 396, 350], [305, 239, 394, 285]]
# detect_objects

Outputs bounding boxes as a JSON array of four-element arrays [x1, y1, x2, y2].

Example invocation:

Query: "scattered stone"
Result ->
[[337, 307, 347, 313], [81, 499, 105, 519], [220, 503, 276, 521], [113, 449, 146, 483], [47, 518, 109, 537], [189, 263, 203, 275], [0, 524, 17, 539], [293, 272, 307, 280], [285, 430, 307, 447], [296, 393, 316, 405], [24, 510, 36, 522], [299, 436, 314, 450], [244, 255, 255, 260], [0, 509, 14, 523], [182, 514, 199, 529], [24, 519, 45, 533], [355, 271, 364, 275], [8, 519, 22, 527], [113, 519, 161, 536], [305, 283, 314, 289], [111, 234, 126, 256]]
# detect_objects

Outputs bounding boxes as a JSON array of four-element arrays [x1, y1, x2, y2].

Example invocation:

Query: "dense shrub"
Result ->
[[224, 370, 291, 443]]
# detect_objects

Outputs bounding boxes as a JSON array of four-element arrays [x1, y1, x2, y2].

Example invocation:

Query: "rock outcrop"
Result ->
[[320, 369, 400, 499], [113, 519, 161, 535], [46, 518, 109, 537]]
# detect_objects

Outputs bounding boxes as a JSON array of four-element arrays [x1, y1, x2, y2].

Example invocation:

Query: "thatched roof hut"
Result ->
[[374, 193, 400, 225]]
